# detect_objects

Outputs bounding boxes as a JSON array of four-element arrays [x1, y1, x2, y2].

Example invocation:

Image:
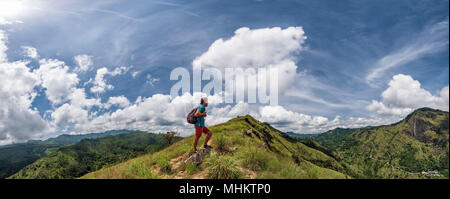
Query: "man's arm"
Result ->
[[195, 110, 207, 117]]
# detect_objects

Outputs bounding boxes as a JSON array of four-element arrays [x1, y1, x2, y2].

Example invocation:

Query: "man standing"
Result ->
[[193, 97, 213, 153]]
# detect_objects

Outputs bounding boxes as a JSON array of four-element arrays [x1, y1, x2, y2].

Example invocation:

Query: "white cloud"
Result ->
[[146, 73, 160, 86], [90, 66, 130, 93], [0, 30, 7, 63], [366, 20, 449, 85], [0, 52, 50, 144], [21, 46, 39, 59], [131, 70, 140, 78], [105, 95, 131, 109], [193, 26, 307, 94], [367, 74, 449, 116], [74, 54, 93, 72], [36, 59, 80, 104], [52, 103, 89, 128], [62, 91, 394, 136], [257, 105, 397, 133]]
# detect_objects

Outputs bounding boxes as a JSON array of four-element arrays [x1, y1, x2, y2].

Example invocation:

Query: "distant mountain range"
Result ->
[[284, 132, 319, 138]]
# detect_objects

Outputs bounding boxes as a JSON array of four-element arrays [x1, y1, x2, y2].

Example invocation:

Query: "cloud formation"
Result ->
[[22, 46, 39, 59], [0, 32, 50, 144], [367, 74, 449, 116], [74, 54, 93, 72], [193, 26, 307, 94], [90, 66, 129, 93]]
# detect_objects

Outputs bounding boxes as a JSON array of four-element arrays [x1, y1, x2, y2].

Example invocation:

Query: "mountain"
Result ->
[[314, 128, 359, 151], [314, 108, 449, 179], [284, 132, 319, 138], [9, 131, 180, 179], [81, 115, 354, 179], [0, 130, 132, 179], [43, 129, 134, 144]]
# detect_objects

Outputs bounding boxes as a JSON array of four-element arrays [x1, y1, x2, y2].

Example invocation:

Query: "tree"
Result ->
[[163, 132, 178, 145]]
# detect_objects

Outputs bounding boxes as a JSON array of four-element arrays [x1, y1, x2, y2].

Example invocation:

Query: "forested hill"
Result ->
[[314, 108, 449, 178], [9, 132, 181, 179], [0, 130, 133, 178]]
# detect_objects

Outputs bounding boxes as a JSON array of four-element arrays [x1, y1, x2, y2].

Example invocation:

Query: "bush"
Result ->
[[307, 167, 319, 179], [214, 135, 229, 153], [206, 154, 242, 179], [241, 147, 270, 171], [157, 158, 171, 174], [185, 162, 197, 175], [128, 161, 157, 179]]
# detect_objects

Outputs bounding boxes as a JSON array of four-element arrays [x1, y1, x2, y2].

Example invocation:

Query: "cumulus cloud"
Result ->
[[257, 105, 398, 133], [62, 91, 393, 136], [366, 74, 449, 116], [90, 66, 129, 93], [0, 41, 50, 144], [74, 54, 93, 72], [36, 59, 80, 104], [193, 26, 307, 95], [104, 95, 131, 109], [21, 46, 39, 59]]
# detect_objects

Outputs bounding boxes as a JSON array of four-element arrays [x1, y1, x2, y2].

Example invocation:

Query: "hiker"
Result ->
[[193, 97, 213, 153]]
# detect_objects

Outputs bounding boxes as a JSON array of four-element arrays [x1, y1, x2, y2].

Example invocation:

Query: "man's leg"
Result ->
[[193, 126, 201, 152], [203, 127, 212, 148], [193, 136, 200, 152]]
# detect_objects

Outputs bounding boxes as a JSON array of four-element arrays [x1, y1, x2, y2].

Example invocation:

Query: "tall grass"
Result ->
[[214, 134, 229, 153], [205, 154, 242, 179], [241, 146, 270, 171]]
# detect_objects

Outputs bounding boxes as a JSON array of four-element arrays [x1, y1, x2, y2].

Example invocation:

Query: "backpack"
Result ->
[[186, 107, 198, 124]]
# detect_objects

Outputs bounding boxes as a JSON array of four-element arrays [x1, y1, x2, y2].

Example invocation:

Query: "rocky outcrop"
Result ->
[[184, 148, 211, 164]]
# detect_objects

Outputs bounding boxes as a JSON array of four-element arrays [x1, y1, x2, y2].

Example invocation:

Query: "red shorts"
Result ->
[[195, 126, 211, 137]]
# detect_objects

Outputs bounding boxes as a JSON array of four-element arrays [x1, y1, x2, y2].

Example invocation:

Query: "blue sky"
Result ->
[[0, 0, 448, 144]]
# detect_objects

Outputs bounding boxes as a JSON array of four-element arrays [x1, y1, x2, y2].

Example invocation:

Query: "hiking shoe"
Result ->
[[203, 145, 213, 149]]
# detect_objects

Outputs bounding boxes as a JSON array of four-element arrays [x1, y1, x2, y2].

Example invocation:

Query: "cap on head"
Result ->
[[201, 96, 208, 104]]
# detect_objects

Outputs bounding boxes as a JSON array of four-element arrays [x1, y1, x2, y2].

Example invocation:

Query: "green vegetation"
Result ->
[[0, 130, 132, 179], [314, 107, 449, 179], [0, 142, 63, 179], [240, 146, 269, 171], [213, 134, 229, 153], [9, 132, 180, 179], [205, 154, 242, 179], [81, 115, 350, 179], [314, 128, 358, 151]]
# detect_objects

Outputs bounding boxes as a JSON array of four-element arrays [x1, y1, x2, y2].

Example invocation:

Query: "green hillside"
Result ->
[[315, 108, 449, 179], [314, 128, 359, 151], [0, 130, 132, 179], [81, 115, 353, 179], [9, 132, 180, 179]]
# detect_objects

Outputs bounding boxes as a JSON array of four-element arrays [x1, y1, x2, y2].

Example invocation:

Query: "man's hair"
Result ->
[[200, 97, 208, 104]]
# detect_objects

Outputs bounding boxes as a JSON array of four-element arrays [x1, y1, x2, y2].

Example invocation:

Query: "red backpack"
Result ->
[[186, 107, 198, 124]]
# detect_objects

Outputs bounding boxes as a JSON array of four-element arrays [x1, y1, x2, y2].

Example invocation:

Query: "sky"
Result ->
[[0, 0, 448, 145]]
